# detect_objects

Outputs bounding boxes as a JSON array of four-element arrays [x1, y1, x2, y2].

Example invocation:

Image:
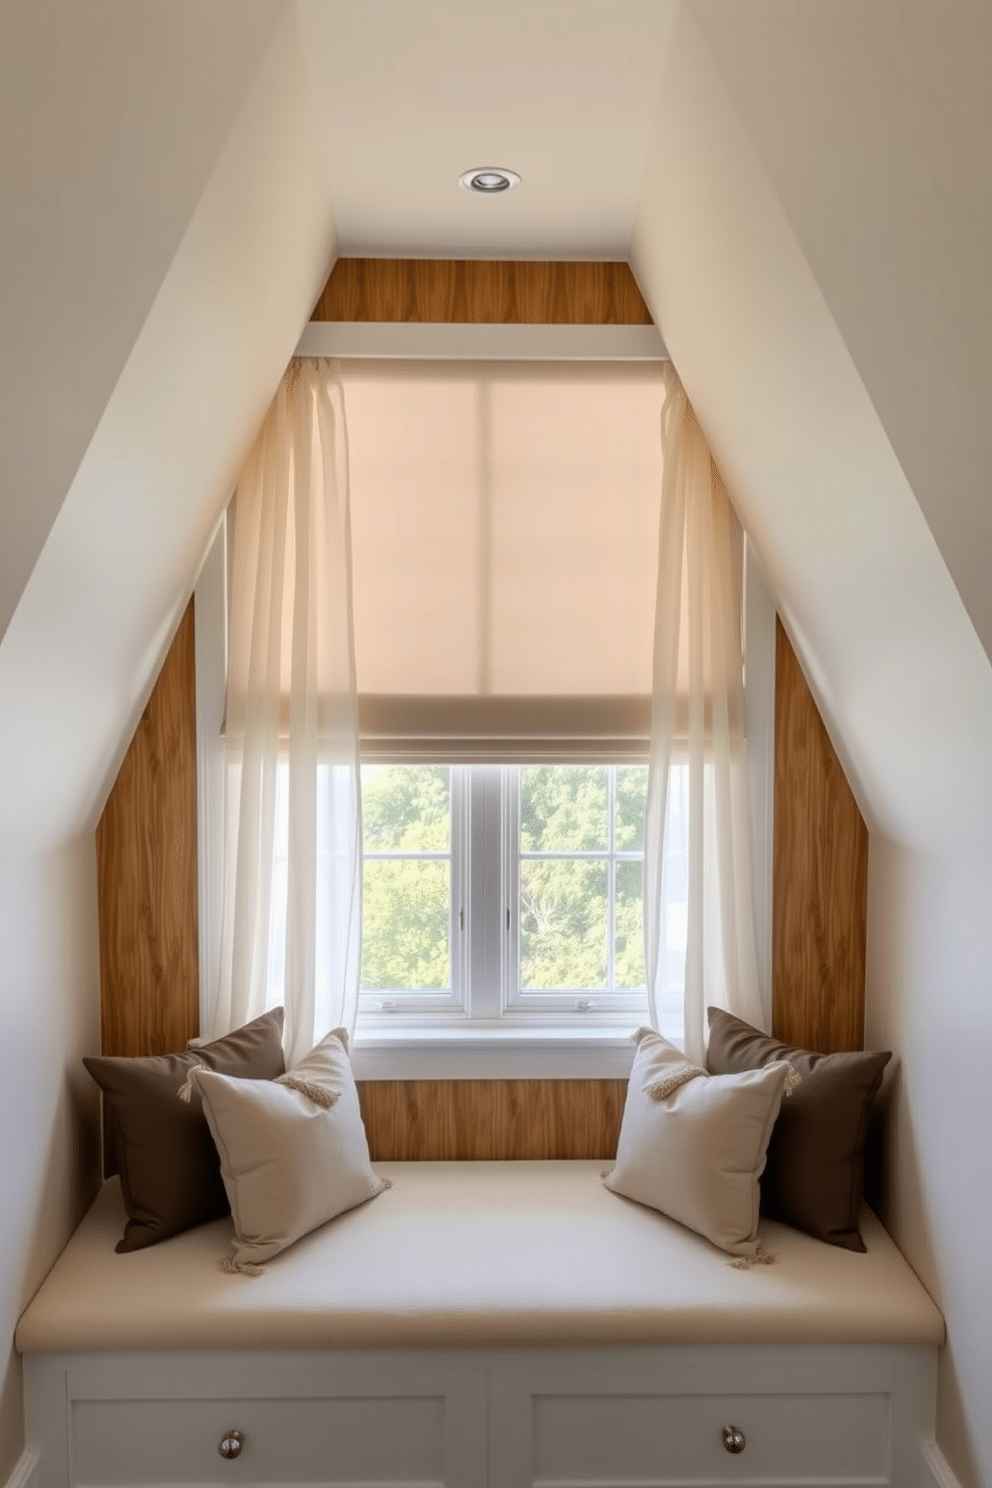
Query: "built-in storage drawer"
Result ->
[[49, 1355, 488, 1488], [74, 1394, 448, 1485], [492, 1385, 888, 1485], [487, 1348, 933, 1488], [22, 1344, 936, 1488]]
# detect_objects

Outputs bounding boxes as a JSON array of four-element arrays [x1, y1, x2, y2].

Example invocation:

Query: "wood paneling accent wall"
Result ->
[[96, 601, 199, 1057], [95, 261, 869, 1162], [319, 258, 645, 1157], [358, 1079, 627, 1162], [314, 258, 652, 325], [772, 619, 868, 1053]]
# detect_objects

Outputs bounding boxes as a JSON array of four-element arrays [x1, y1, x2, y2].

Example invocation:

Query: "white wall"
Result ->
[[0, 26, 291, 1472], [0, 843, 101, 1481], [867, 843, 992, 1486], [632, 7, 992, 1481], [678, 9, 992, 1479], [0, 4, 337, 1478]]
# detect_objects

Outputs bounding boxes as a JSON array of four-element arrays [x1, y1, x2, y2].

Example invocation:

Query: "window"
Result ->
[[357, 761, 689, 1044], [517, 763, 647, 1006], [360, 763, 457, 1012], [343, 357, 678, 1066], [195, 333, 775, 1078]]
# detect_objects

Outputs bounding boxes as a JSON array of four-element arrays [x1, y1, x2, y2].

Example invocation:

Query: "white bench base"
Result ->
[[24, 1341, 938, 1488], [17, 1163, 943, 1486]]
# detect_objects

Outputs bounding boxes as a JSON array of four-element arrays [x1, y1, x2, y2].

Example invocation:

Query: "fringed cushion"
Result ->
[[187, 1028, 387, 1274], [604, 1027, 798, 1261]]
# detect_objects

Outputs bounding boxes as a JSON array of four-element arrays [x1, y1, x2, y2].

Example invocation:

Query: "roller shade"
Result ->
[[356, 693, 654, 763], [226, 360, 742, 760], [345, 360, 668, 760]]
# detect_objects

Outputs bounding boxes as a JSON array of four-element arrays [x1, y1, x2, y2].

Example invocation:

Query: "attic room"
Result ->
[[1, 2, 990, 1485]]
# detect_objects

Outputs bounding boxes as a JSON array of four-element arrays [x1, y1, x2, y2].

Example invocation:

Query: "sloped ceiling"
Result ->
[[1, 0, 989, 865], [0, 0, 282, 643], [692, 0, 992, 667], [0, 2, 338, 845], [631, 0, 992, 860]]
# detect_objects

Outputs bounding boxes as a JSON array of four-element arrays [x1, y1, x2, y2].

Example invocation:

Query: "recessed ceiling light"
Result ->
[[459, 168, 521, 194]]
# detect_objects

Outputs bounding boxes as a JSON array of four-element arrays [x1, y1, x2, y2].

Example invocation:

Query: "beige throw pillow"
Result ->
[[188, 1028, 387, 1272], [604, 1028, 798, 1260]]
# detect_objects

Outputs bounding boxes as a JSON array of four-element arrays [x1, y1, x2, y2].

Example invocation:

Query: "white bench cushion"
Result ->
[[16, 1159, 944, 1354]]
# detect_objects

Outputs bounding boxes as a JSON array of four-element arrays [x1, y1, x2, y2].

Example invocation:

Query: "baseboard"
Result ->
[[921, 1440, 966, 1488], [3, 1451, 37, 1488]]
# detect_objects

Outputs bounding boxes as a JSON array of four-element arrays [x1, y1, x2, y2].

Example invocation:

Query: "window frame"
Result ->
[[507, 762, 651, 1019], [357, 762, 655, 1032], [194, 325, 776, 1080], [357, 762, 466, 1019]]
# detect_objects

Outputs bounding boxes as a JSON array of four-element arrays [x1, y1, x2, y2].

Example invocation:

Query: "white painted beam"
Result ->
[[295, 321, 667, 361]]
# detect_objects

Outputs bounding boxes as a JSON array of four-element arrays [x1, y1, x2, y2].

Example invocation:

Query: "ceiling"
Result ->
[[299, 0, 679, 259]]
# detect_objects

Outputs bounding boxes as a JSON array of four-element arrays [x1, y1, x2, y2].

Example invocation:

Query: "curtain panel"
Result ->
[[644, 366, 766, 1063], [213, 359, 362, 1065]]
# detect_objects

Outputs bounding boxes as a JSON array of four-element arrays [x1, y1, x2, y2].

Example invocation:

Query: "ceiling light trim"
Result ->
[[459, 168, 521, 194]]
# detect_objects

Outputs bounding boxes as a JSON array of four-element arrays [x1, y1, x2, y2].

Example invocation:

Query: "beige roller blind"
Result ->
[[345, 360, 671, 761], [225, 360, 741, 759]]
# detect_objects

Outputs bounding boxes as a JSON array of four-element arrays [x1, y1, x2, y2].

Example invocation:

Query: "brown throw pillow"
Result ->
[[705, 1007, 891, 1252], [83, 1008, 285, 1253]]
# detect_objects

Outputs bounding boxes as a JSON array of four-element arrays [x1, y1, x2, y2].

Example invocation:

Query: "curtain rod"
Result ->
[[294, 321, 668, 362]]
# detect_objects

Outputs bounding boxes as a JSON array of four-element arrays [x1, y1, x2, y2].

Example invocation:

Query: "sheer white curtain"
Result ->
[[212, 359, 362, 1065], [644, 365, 766, 1064]]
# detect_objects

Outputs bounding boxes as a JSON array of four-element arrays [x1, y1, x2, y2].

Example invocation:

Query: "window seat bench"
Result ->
[[17, 1159, 944, 1487]]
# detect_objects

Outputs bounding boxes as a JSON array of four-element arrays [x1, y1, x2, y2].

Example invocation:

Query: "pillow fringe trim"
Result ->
[[729, 1245, 776, 1270], [176, 1059, 206, 1103], [643, 1064, 705, 1100], [221, 1257, 265, 1277], [275, 1074, 340, 1108], [178, 1068, 342, 1110]]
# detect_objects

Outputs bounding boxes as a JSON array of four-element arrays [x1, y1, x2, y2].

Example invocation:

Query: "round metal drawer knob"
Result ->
[[722, 1424, 746, 1454], [218, 1429, 245, 1461]]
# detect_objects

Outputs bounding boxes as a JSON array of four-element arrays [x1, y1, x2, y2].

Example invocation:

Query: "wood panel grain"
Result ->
[[357, 1079, 627, 1161], [313, 258, 653, 325], [772, 619, 868, 1053], [97, 601, 199, 1057]]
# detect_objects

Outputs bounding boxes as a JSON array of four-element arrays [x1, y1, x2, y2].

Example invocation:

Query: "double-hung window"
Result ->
[[341, 355, 692, 1055], [358, 762, 687, 1039]]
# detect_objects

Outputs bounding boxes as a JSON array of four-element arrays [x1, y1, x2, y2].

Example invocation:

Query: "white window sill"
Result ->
[[350, 1020, 650, 1080]]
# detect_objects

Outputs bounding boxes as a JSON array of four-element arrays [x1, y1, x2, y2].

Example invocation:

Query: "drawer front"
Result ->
[[71, 1389, 472, 1487], [495, 1387, 890, 1486], [27, 1345, 928, 1488]]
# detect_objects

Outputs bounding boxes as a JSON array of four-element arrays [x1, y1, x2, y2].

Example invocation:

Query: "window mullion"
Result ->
[[607, 765, 616, 995], [450, 765, 470, 1014], [466, 764, 505, 1019], [503, 765, 518, 1015]]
